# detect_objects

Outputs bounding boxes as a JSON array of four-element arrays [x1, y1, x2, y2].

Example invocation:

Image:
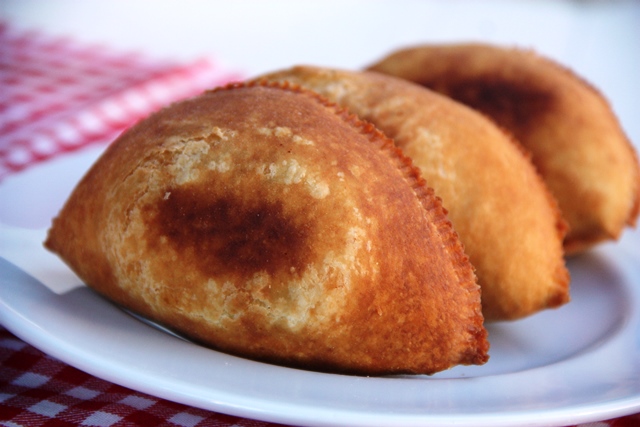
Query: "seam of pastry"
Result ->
[[258, 66, 574, 320], [368, 43, 639, 253], [470, 106, 571, 249], [46, 78, 491, 374], [219, 79, 489, 361]]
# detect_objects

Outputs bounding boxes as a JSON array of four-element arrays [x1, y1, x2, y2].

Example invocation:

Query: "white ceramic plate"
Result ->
[[1, 146, 640, 427]]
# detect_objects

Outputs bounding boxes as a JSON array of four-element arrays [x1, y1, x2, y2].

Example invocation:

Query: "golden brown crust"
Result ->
[[257, 66, 570, 321], [368, 43, 640, 253], [45, 81, 488, 375]]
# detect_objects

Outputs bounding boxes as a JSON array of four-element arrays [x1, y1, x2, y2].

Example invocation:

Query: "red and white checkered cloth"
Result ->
[[2, 324, 640, 427], [0, 22, 242, 181], [0, 326, 283, 427], [1, 22, 639, 427]]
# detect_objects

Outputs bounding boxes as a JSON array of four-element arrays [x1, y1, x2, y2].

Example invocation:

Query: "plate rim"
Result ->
[[1, 242, 640, 427]]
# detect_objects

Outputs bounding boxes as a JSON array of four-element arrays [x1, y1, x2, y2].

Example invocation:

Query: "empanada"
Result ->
[[45, 81, 488, 375], [258, 67, 569, 321], [368, 43, 640, 253]]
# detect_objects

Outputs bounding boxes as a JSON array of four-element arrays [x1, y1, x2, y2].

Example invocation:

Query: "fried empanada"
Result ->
[[45, 81, 488, 375], [368, 43, 640, 253], [258, 66, 569, 321]]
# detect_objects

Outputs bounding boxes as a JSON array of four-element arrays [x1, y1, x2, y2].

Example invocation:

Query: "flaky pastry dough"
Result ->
[[45, 81, 489, 375]]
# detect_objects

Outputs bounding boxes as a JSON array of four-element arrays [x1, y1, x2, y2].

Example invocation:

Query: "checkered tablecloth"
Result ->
[[0, 22, 639, 427], [0, 326, 280, 427], [0, 22, 242, 180]]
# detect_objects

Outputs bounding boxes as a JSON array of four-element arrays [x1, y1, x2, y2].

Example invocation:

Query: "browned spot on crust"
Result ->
[[149, 185, 313, 278], [420, 77, 554, 132]]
